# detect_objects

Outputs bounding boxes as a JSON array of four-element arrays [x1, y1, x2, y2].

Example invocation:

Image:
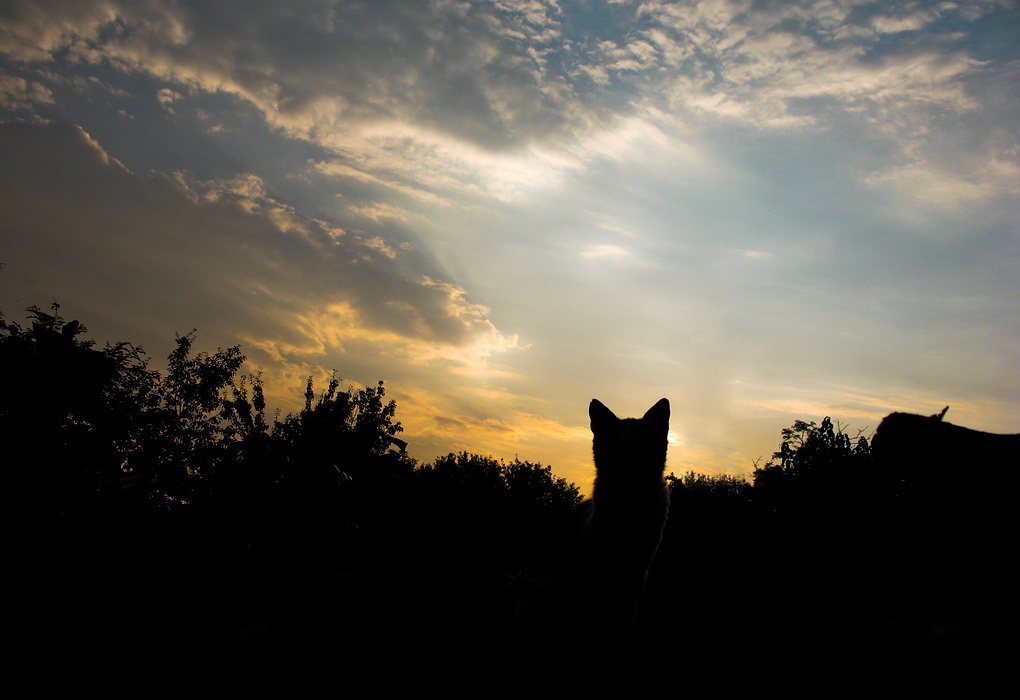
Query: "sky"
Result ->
[[1, 0, 1018, 488]]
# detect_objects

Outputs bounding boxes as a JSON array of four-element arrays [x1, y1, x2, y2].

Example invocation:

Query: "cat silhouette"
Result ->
[[512, 398, 671, 647], [582, 398, 671, 636]]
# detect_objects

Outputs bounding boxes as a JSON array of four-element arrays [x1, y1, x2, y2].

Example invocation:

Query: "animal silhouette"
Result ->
[[872, 411, 1020, 480], [870, 411, 1020, 658], [872, 410, 1020, 529], [581, 398, 671, 636]]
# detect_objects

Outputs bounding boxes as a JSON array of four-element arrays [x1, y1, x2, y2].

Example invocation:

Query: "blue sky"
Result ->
[[2, 0, 1018, 486]]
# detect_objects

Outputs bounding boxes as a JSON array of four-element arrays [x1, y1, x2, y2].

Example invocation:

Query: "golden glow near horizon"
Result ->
[[2, 1, 1017, 485]]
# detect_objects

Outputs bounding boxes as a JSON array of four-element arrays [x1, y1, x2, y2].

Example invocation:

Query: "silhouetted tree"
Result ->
[[667, 469, 752, 501], [408, 452, 582, 643], [2, 303, 132, 512], [104, 330, 244, 509], [270, 373, 407, 500], [752, 416, 872, 523], [504, 457, 582, 513], [424, 452, 581, 555], [223, 372, 270, 443], [415, 451, 580, 521]]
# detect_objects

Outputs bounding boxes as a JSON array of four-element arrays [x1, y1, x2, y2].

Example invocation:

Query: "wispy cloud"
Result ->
[[580, 243, 631, 260]]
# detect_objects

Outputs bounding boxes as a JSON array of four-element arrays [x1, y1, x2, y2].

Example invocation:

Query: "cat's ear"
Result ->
[[642, 398, 670, 426], [590, 399, 618, 432]]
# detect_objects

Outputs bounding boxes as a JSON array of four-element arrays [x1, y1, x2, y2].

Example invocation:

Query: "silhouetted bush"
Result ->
[[410, 453, 582, 633]]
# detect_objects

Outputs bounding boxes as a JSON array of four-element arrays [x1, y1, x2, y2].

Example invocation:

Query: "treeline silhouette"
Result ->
[[5, 304, 1016, 685]]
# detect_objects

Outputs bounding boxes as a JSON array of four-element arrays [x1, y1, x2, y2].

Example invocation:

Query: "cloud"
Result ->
[[1, 0, 1016, 479], [580, 243, 631, 260], [0, 120, 519, 369], [635, 0, 986, 116], [0, 73, 54, 109], [0, 1, 120, 62], [311, 159, 453, 207], [156, 87, 182, 111], [4, 0, 1012, 209], [392, 385, 595, 485], [863, 161, 1006, 206], [0, 0, 598, 151]]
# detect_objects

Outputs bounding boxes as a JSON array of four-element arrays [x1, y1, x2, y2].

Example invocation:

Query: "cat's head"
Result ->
[[589, 398, 670, 476]]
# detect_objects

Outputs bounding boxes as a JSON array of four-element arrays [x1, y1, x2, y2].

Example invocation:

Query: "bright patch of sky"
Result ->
[[2, 0, 1018, 485]]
